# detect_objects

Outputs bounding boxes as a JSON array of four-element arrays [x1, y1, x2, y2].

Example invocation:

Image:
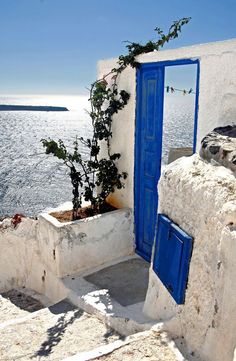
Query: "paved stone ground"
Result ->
[[0, 298, 121, 361], [0, 288, 184, 361], [84, 258, 149, 307], [93, 332, 181, 361], [0, 289, 44, 323]]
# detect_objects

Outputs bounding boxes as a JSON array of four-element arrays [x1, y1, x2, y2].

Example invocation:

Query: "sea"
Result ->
[[0, 94, 195, 217]]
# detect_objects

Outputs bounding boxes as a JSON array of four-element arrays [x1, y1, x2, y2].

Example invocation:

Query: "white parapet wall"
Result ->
[[143, 154, 236, 361], [0, 218, 38, 291], [0, 206, 134, 302], [0, 218, 68, 302], [98, 39, 236, 209], [38, 207, 134, 278]]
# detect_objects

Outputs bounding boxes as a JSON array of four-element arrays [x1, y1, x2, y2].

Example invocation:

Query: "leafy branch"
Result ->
[[42, 17, 191, 220]]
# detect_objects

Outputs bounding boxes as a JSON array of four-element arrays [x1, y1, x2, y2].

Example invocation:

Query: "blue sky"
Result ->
[[1, 0, 235, 95]]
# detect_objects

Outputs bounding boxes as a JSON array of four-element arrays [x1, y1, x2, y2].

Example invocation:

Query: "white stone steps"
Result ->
[[62, 256, 157, 337], [0, 298, 122, 361], [0, 288, 50, 325], [63, 327, 187, 361]]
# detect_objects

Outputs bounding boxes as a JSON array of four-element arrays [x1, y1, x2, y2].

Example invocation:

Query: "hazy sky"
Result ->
[[1, 0, 236, 95]]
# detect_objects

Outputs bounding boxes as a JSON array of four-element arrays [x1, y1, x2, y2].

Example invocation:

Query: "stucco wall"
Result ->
[[0, 207, 134, 300], [143, 154, 236, 361], [38, 208, 134, 277], [0, 218, 67, 302], [97, 39, 236, 209]]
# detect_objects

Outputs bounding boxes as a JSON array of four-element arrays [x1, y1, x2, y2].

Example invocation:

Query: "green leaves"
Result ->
[[42, 18, 190, 219], [95, 158, 126, 203], [117, 17, 191, 70], [110, 153, 121, 161], [41, 139, 67, 160]]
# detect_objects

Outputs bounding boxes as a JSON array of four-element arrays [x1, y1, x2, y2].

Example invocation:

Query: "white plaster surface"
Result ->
[[98, 39, 236, 209], [0, 218, 68, 302], [62, 255, 156, 336], [143, 154, 236, 361], [38, 207, 134, 277], [63, 328, 186, 361], [0, 206, 134, 304]]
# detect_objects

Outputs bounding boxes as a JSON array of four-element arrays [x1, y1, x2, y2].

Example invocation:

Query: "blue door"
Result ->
[[134, 64, 165, 262], [134, 60, 199, 262]]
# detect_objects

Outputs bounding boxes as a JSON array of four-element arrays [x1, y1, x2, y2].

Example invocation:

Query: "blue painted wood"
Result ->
[[134, 58, 200, 263], [140, 58, 199, 69], [153, 214, 193, 304], [134, 64, 165, 261], [193, 61, 200, 151]]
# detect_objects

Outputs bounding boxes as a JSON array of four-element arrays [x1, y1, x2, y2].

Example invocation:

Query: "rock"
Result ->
[[200, 125, 236, 172], [0, 218, 12, 229]]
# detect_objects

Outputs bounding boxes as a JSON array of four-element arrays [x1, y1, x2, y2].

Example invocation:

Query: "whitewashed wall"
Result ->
[[0, 207, 133, 300], [0, 218, 67, 302], [38, 208, 134, 278], [143, 154, 236, 361], [98, 39, 236, 209]]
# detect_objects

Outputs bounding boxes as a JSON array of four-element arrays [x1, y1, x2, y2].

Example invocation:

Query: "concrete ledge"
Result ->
[[38, 206, 134, 277]]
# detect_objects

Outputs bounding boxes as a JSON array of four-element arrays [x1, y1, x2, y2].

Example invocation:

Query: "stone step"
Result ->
[[62, 256, 157, 336], [63, 328, 187, 361], [0, 298, 122, 361], [0, 288, 50, 324]]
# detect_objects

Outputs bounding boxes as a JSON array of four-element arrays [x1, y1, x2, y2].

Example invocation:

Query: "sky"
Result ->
[[0, 0, 236, 95]]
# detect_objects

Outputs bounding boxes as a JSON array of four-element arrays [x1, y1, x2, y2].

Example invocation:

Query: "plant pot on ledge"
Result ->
[[37, 202, 134, 278], [39, 16, 191, 280]]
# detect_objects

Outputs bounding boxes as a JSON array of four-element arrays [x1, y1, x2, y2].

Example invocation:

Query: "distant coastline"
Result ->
[[0, 105, 69, 112]]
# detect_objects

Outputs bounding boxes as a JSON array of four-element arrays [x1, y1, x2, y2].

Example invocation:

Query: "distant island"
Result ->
[[0, 105, 69, 112]]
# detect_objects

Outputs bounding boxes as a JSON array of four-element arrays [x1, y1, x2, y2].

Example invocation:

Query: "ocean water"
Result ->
[[162, 94, 195, 164], [0, 95, 92, 216], [0, 94, 195, 217]]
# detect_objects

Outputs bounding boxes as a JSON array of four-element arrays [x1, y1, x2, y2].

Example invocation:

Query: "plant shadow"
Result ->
[[31, 300, 83, 359]]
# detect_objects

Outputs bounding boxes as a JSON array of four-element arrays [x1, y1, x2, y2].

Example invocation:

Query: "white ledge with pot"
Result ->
[[37, 203, 134, 278]]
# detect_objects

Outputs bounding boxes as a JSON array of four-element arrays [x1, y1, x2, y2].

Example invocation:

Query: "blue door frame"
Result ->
[[134, 59, 200, 262]]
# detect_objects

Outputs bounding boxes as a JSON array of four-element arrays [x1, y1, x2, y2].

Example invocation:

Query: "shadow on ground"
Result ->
[[31, 300, 84, 359], [1, 289, 44, 312]]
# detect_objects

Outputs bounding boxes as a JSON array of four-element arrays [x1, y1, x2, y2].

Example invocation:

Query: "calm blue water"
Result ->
[[0, 95, 92, 216], [0, 94, 195, 216]]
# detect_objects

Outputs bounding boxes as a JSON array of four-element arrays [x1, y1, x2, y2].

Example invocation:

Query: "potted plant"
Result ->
[[39, 74, 133, 277], [38, 18, 191, 277]]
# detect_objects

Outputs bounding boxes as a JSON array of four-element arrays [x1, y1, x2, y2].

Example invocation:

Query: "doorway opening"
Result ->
[[162, 63, 198, 167], [134, 59, 199, 261]]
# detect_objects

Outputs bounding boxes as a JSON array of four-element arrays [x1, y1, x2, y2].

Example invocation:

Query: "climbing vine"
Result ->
[[42, 17, 191, 220]]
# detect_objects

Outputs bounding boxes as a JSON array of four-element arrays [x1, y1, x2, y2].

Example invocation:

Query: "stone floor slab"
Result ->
[[84, 258, 149, 307]]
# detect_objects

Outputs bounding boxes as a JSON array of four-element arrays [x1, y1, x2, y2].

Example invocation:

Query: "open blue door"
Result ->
[[134, 60, 199, 263], [134, 64, 165, 262]]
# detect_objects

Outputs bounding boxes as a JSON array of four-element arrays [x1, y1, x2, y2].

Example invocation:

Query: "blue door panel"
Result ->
[[135, 65, 165, 261], [153, 214, 193, 304], [143, 188, 155, 244], [146, 79, 157, 138], [167, 233, 184, 292], [134, 60, 199, 264]]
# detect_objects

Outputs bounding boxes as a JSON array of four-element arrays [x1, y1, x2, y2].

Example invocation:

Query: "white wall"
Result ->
[[0, 218, 67, 302], [97, 39, 236, 209], [0, 207, 134, 301], [38, 208, 134, 278], [143, 154, 236, 361]]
